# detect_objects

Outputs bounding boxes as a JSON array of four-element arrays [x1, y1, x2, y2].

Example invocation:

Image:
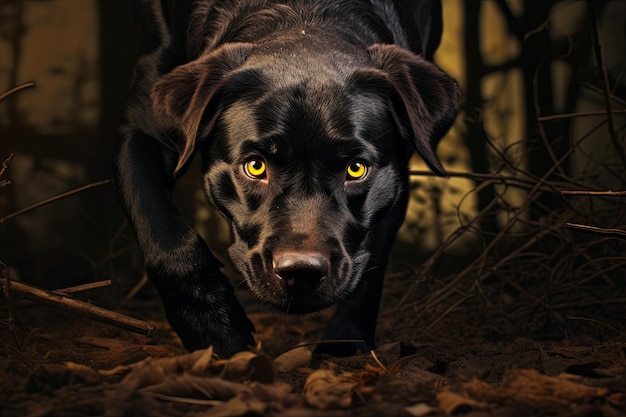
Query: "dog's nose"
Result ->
[[274, 252, 329, 293]]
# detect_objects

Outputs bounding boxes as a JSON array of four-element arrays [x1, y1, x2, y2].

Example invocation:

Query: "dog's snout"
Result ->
[[274, 252, 329, 293]]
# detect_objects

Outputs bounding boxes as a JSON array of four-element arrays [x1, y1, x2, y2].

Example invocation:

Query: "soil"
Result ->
[[1, 266, 625, 417]]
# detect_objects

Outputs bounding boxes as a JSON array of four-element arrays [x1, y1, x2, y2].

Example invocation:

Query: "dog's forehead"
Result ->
[[245, 30, 370, 84], [220, 89, 386, 165], [221, 98, 354, 154], [215, 36, 393, 161]]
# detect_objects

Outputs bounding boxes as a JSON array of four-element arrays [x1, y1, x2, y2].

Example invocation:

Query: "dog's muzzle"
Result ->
[[273, 251, 329, 296]]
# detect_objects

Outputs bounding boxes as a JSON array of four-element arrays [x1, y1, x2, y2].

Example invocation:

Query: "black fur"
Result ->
[[115, 0, 462, 357]]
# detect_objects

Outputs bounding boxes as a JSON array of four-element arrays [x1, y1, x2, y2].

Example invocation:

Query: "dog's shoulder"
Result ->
[[123, 0, 192, 146]]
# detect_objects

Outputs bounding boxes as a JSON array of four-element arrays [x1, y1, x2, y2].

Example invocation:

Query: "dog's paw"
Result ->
[[152, 268, 256, 357], [173, 286, 256, 357], [214, 293, 258, 357]]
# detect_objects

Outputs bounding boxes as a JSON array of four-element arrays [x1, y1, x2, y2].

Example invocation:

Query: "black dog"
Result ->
[[115, 0, 461, 358]]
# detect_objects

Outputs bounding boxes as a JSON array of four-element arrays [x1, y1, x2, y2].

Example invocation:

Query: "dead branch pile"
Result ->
[[388, 109, 626, 344]]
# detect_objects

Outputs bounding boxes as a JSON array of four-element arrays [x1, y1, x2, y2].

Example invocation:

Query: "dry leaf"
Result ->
[[303, 368, 356, 409], [248, 381, 294, 404], [463, 368, 610, 410], [104, 347, 279, 416], [437, 390, 487, 414], [64, 361, 102, 386], [198, 381, 295, 417], [273, 346, 313, 372], [405, 402, 438, 417], [190, 345, 215, 375], [26, 362, 102, 392], [147, 379, 295, 417], [142, 375, 245, 400], [104, 347, 232, 415], [198, 389, 270, 417], [216, 351, 274, 383], [505, 369, 609, 402]]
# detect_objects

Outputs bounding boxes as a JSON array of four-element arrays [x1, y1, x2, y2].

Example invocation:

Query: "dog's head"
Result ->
[[151, 35, 461, 313]]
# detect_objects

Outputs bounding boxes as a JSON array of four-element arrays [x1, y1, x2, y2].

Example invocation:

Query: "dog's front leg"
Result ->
[[319, 266, 386, 357], [319, 194, 409, 356], [114, 130, 255, 357]]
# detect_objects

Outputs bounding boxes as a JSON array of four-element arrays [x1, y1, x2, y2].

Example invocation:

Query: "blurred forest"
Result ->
[[1, 0, 625, 340]]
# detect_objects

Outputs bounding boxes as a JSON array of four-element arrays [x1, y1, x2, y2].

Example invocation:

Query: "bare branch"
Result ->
[[565, 223, 626, 238], [538, 109, 626, 122], [561, 190, 626, 197], [1, 279, 155, 336], [55, 280, 112, 295], [0, 82, 35, 102], [0, 179, 112, 224], [0, 153, 14, 187], [590, 3, 626, 168]]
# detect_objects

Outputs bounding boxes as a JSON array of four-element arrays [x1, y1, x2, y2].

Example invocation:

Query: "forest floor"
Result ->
[[1, 262, 625, 417]]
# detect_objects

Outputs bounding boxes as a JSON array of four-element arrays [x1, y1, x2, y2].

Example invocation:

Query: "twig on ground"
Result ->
[[6, 280, 113, 309], [1, 279, 154, 336], [55, 280, 112, 295]]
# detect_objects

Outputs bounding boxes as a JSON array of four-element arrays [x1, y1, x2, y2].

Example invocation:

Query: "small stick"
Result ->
[[1, 153, 13, 177], [0, 82, 35, 102], [565, 223, 626, 238], [2, 280, 154, 336], [55, 280, 112, 295], [2, 280, 112, 309], [0, 179, 111, 224], [561, 190, 626, 197]]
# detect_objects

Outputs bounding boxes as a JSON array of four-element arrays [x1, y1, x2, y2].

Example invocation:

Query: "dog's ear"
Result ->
[[356, 44, 462, 176], [151, 43, 254, 175]]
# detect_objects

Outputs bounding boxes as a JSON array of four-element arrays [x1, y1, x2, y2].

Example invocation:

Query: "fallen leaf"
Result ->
[[303, 368, 356, 409], [405, 402, 438, 416], [26, 362, 102, 393], [273, 346, 313, 372], [464, 368, 609, 410], [190, 345, 215, 375], [142, 375, 245, 400], [508, 369, 608, 401], [217, 351, 274, 383], [64, 361, 102, 386], [437, 390, 487, 415], [198, 389, 273, 417]]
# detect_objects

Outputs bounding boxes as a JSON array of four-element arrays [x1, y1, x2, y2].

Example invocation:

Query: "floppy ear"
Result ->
[[151, 43, 254, 175], [359, 44, 462, 176]]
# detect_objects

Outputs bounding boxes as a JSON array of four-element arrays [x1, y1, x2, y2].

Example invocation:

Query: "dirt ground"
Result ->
[[1, 264, 625, 417]]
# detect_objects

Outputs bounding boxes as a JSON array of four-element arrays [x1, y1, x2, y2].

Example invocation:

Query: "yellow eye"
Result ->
[[244, 159, 266, 179], [346, 161, 368, 180]]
